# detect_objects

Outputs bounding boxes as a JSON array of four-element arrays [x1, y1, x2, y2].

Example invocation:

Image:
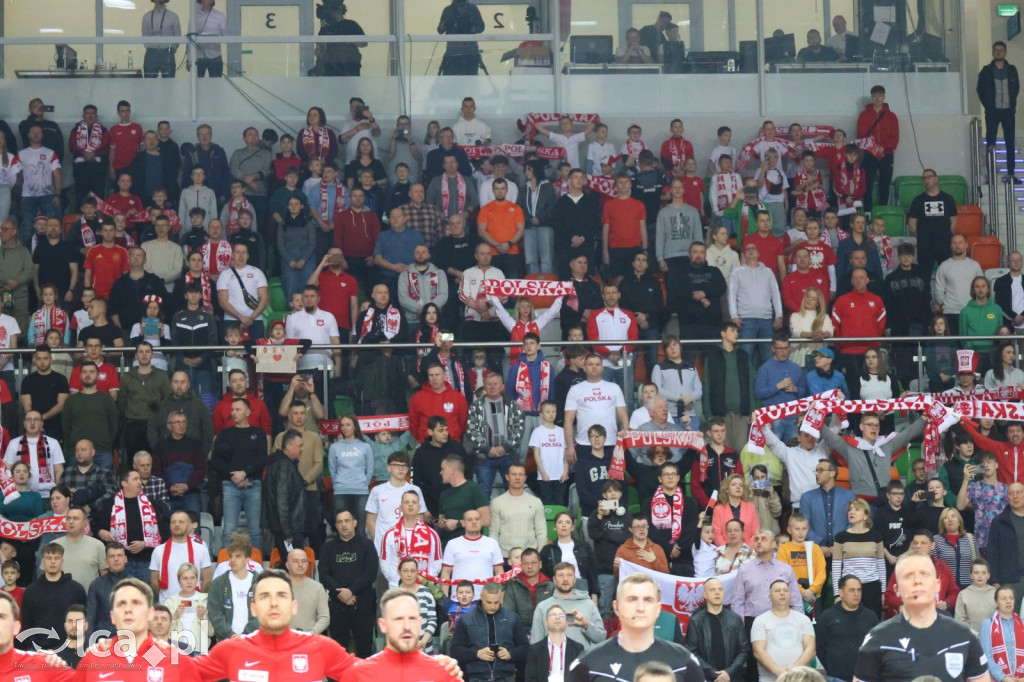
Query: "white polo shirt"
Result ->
[[441, 533, 504, 598], [285, 307, 340, 370], [564, 379, 626, 445], [216, 264, 267, 320]]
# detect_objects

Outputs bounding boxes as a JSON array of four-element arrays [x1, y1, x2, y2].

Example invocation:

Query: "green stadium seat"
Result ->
[[893, 175, 925, 212], [269, 282, 287, 314], [938, 176, 967, 206], [871, 206, 906, 237]]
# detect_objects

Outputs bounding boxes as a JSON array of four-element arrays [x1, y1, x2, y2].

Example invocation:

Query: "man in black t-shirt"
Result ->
[[75, 298, 125, 348], [432, 212, 478, 330], [569, 573, 704, 682], [853, 553, 989, 682], [211, 397, 269, 553], [907, 169, 959, 276], [410, 415, 469, 519], [33, 217, 77, 301], [20, 344, 69, 436]]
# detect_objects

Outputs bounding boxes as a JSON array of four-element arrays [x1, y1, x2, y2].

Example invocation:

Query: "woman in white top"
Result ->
[[705, 225, 740, 281], [984, 341, 1024, 388], [850, 348, 897, 432], [165, 562, 209, 654], [789, 286, 833, 369]]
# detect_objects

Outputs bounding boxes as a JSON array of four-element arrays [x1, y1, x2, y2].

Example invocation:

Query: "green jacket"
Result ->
[[207, 569, 259, 640], [117, 367, 172, 421], [959, 299, 1003, 352], [722, 200, 769, 246]]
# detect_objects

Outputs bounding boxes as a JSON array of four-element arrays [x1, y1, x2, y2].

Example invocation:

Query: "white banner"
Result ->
[[618, 560, 736, 634], [254, 344, 299, 374]]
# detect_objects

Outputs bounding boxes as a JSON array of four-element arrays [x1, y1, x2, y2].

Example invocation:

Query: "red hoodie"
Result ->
[[856, 102, 900, 154], [408, 383, 469, 443], [883, 556, 959, 618], [212, 390, 274, 435]]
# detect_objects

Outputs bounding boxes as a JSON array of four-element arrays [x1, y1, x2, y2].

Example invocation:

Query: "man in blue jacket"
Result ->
[[799, 459, 856, 559], [754, 332, 807, 442], [987, 482, 1024, 609], [451, 581, 529, 680]]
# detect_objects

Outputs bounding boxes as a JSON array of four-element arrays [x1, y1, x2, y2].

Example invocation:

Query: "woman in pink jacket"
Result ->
[[711, 473, 761, 545]]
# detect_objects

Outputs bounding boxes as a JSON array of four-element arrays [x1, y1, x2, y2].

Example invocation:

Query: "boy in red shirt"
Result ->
[[601, 175, 647, 282], [108, 99, 144, 180]]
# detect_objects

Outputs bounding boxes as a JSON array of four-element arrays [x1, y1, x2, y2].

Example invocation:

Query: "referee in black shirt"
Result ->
[[569, 572, 703, 682], [854, 553, 989, 682]]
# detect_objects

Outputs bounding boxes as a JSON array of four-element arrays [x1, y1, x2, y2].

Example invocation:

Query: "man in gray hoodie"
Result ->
[[728, 242, 783, 366], [531, 562, 606, 648], [819, 411, 925, 501]]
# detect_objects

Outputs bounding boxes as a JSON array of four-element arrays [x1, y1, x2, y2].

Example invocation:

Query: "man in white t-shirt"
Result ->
[[149, 509, 213, 603], [285, 285, 341, 377], [216, 241, 269, 338], [533, 115, 596, 170], [364, 450, 427, 551], [562, 353, 627, 462], [751, 579, 816, 682], [3, 410, 64, 497], [378, 489, 442, 586], [13, 123, 62, 245], [439, 508, 504, 598], [0, 312, 22, 379], [451, 97, 492, 147], [586, 123, 617, 176], [477, 156, 520, 206]]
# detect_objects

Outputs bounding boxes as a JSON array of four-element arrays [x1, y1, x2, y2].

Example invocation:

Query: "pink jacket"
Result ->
[[712, 500, 761, 546]]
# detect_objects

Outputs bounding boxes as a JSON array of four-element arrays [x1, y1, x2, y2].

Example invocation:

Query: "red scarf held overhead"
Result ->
[[406, 268, 439, 304], [650, 484, 685, 543], [0, 514, 65, 541], [109, 490, 161, 548], [360, 305, 402, 341], [318, 181, 346, 220], [159, 537, 196, 590], [301, 126, 332, 161], [74, 121, 104, 155], [463, 144, 565, 161], [32, 305, 68, 346], [440, 174, 467, 214], [610, 431, 707, 481], [991, 613, 1024, 678], [224, 196, 253, 235], [19, 435, 52, 485], [513, 359, 550, 412]]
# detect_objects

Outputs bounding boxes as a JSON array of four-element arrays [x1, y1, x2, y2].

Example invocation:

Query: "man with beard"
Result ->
[[669, 241, 727, 352]]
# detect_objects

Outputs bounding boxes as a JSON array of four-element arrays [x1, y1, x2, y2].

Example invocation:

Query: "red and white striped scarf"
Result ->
[[436, 353, 466, 392], [201, 239, 233, 278], [440, 174, 466, 214], [714, 172, 742, 211], [318, 181, 346, 220], [650, 484, 685, 543], [518, 113, 600, 142], [109, 490, 161, 548], [224, 196, 253, 235], [991, 612, 1024, 677], [513, 359, 550, 413], [623, 139, 646, 161], [665, 138, 689, 167], [405, 268, 439, 304], [73, 121, 104, 155], [835, 162, 863, 198], [794, 169, 829, 212], [19, 435, 53, 486], [185, 271, 214, 313], [552, 178, 569, 197], [360, 305, 402, 341], [872, 233, 896, 271], [31, 305, 68, 347], [301, 126, 332, 161], [394, 520, 440, 562]]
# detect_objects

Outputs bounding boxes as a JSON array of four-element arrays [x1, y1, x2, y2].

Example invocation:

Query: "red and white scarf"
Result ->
[[610, 431, 707, 481], [481, 279, 574, 298], [436, 353, 466, 393], [714, 172, 743, 212], [872, 233, 896, 271], [552, 178, 569, 197], [301, 126, 332, 161], [0, 465, 16, 505], [623, 139, 646, 161], [159, 537, 196, 590], [185, 271, 214, 313], [394, 520, 439, 562], [73, 121, 104, 155], [360, 305, 402, 341], [991, 613, 1024, 677], [794, 169, 829, 212], [406, 268, 439, 304], [318, 181, 347, 220], [201, 239, 233, 278], [513, 359, 550, 412], [32, 305, 68, 346], [78, 217, 97, 249], [109, 490, 161, 548], [587, 175, 617, 198], [19, 435, 53, 486], [650, 484, 685, 543], [517, 113, 600, 142], [463, 144, 565, 161], [835, 162, 864, 198], [440, 174, 467, 214], [737, 137, 797, 172], [665, 138, 689, 167], [319, 414, 410, 437], [224, 196, 253, 235], [906, 387, 1024, 405], [421, 564, 521, 586], [0, 514, 66, 541]]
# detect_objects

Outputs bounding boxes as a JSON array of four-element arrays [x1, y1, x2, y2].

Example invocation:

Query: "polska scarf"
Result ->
[[159, 537, 196, 590], [109, 490, 161, 548], [184, 271, 214, 313], [318, 180, 346, 221], [405, 267, 439, 304], [513, 359, 550, 412], [991, 613, 1024, 677], [224, 196, 253, 235], [440, 173, 467, 214], [32, 305, 68, 346], [610, 431, 707, 481], [0, 514, 65, 541], [201, 239, 232, 278], [73, 121, 104, 156], [794, 169, 829, 212], [714, 172, 743, 212], [650, 484, 685, 543], [481, 279, 574, 298], [300, 126, 332, 161], [360, 305, 402, 341], [462, 144, 565, 161], [517, 113, 600, 142], [394, 520, 439, 562], [78, 217, 97, 249], [19, 435, 53, 486]]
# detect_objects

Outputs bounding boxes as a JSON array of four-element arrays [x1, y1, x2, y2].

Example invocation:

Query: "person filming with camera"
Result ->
[[437, 0, 485, 75], [313, 0, 366, 76]]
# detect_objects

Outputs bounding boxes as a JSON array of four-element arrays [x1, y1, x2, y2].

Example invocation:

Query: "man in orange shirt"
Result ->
[[477, 178, 525, 278], [601, 174, 647, 284], [83, 222, 130, 299]]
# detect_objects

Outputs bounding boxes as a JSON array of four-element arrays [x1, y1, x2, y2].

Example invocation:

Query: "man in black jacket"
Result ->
[[978, 40, 1021, 182], [551, 170, 601, 280], [17, 543, 87, 651], [873, 479, 916, 581], [883, 242, 931, 385], [525, 604, 583, 682], [814, 575, 879, 681], [701, 321, 753, 453], [685, 577, 747, 682], [262, 429, 307, 562], [995, 251, 1024, 332], [586, 480, 633, 616], [560, 254, 602, 337], [619, 251, 665, 371], [211, 397, 269, 554], [451, 581, 529, 680], [319, 508, 379, 657], [668, 242, 727, 356], [412, 416, 470, 518]]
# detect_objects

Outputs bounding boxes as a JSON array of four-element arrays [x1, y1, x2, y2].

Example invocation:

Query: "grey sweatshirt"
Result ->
[[932, 257, 983, 314], [728, 262, 783, 320], [820, 419, 925, 497]]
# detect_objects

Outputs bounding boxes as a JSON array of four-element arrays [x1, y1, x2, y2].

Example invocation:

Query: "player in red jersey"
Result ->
[[0, 590, 77, 682]]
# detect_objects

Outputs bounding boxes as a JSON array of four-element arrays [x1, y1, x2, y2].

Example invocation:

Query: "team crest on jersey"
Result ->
[[592, 388, 601, 395], [292, 654, 309, 673], [16, 676, 30, 682], [945, 652, 964, 677], [443, 402, 454, 413], [148, 668, 165, 682]]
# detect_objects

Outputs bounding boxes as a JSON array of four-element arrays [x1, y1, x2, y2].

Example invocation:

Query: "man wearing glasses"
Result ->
[[642, 461, 700, 576], [799, 459, 856, 560], [907, 169, 959, 276]]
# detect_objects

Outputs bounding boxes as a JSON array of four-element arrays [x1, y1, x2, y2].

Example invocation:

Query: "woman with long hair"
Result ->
[[421, 120, 441, 167], [850, 348, 898, 432], [933, 507, 979, 589], [831, 498, 886, 618], [539, 511, 599, 596], [713, 518, 754, 575], [397, 557, 437, 653], [925, 313, 959, 392], [345, 137, 387, 190], [488, 294, 562, 367], [28, 284, 70, 346], [520, 159, 556, 275], [297, 106, 338, 167], [276, 196, 318, 299], [789, 286, 833, 369], [985, 341, 1024, 388], [0, 131, 18, 227], [328, 413, 374, 533], [711, 473, 760, 546], [413, 302, 442, 367], [705, 224, 740, 280]]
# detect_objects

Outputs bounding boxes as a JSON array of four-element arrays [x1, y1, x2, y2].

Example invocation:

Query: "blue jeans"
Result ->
[[597, 573, 617, 618], [280, 247, 315, 299], [20, 194, 60, 246], [523, 226, 554, 275], [180, 366, 215, 398], [222, 479, 262, 553], [94, 451, 113, 470], [476, 454, 511, 498], [739, 317, 774, 366], [771, 416, 798, 443]]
